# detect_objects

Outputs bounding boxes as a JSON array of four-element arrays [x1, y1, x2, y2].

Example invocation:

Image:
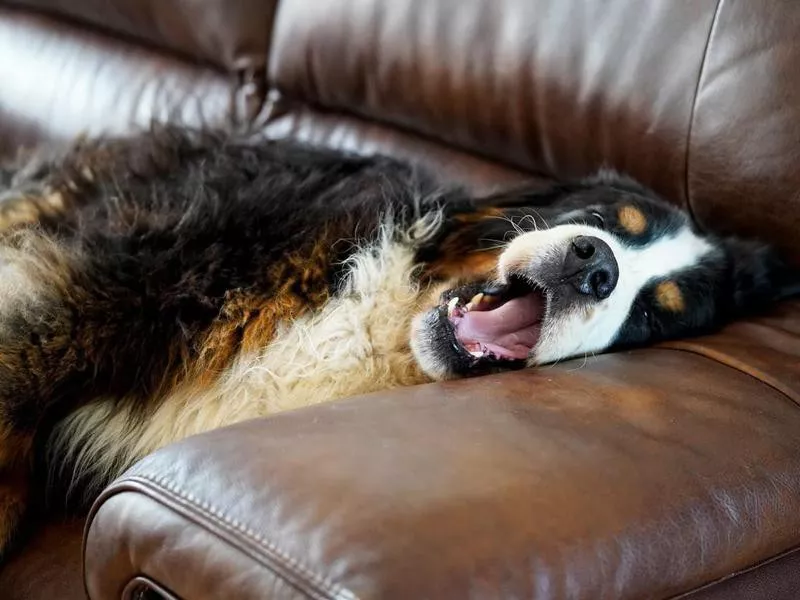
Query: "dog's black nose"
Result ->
[[563, 235, 619, 300]]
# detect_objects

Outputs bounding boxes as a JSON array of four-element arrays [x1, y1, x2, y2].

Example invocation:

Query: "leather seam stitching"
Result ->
[[684, 0, 724, 220], [121, 474, 358, 600]]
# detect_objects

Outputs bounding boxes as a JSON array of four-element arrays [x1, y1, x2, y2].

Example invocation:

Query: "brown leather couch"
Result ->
[[1, 1, 800, 598]]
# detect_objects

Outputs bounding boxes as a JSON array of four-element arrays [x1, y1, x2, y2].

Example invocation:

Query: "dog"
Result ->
[[0, 127, 796, 557]]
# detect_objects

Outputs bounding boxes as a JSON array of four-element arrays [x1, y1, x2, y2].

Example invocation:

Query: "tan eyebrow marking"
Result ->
[[617, 205, 647, 235], [655, 280, 685, 313]]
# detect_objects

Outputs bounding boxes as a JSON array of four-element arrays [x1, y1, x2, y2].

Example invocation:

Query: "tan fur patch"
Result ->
[[194, 238, 334, 381], [80, 166, 95, 182], [427, 250, 501, 280], [452, 208, 505, 224], [617, 205, 647, 235], [0, 197, 41, 231], [425, 208, 505, 280], [0, 189, 74, 233], [655, 280, 684, 312], [196, 289, 306, 382], [46, 190, 65, 209]]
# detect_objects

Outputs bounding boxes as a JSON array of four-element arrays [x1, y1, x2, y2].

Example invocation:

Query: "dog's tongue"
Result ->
[[455, 293, 544, 347]]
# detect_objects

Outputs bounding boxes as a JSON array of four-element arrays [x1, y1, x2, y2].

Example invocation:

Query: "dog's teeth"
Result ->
[[447, 296, 460, 317], [464, 341, 484, 358], [464, 292, 485, 313]]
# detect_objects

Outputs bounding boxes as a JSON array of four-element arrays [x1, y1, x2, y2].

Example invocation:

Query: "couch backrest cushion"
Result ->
[[0, 7, 231, 157], [5, 0, 279, 71], [270, 0, 713, 202], [687, 2, 800, 256], [2, 0, 800, 258]]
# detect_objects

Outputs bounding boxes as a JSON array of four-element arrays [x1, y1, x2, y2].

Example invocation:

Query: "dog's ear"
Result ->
[[722, 237, 800, 315]]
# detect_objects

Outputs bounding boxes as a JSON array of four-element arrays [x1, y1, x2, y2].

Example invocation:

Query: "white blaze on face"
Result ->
[[498, 223, 714, 364]]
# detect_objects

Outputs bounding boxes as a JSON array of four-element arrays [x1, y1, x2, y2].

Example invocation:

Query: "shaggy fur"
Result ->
[[0, 127, 795, 557]]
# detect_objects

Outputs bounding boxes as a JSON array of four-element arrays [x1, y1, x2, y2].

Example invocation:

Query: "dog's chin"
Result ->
[[411, 275, 548, 380]]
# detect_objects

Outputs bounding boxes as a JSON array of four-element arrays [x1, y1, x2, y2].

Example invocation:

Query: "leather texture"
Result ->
[[269, 0, 718, 203], [5, 0, 279, 70], [262, 102, 542, 194], [686, 1, 800, 262], [1, 0, 800, 597], [678, 547, 800, 600], [86, 339, 800, 600], [0, 6, 232, 158]]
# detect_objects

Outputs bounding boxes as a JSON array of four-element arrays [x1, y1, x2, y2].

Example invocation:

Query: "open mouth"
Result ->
[[441, 275, 547, 368]]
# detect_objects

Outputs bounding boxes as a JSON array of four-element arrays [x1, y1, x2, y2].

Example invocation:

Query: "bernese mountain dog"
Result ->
[[0, 127, 796, 556]]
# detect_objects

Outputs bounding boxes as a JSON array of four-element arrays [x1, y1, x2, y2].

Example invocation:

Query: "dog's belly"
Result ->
[[51, 235, 436, 491]]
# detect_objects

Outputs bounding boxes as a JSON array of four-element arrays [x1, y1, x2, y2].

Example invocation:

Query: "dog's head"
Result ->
[[411, 172, 800, 380]]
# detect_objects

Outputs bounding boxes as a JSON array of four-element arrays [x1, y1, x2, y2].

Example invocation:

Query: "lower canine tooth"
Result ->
[[447, 296, 460, 317]]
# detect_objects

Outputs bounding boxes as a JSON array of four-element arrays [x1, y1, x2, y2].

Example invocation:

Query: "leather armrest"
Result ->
[[83, 347, 800, 600]]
